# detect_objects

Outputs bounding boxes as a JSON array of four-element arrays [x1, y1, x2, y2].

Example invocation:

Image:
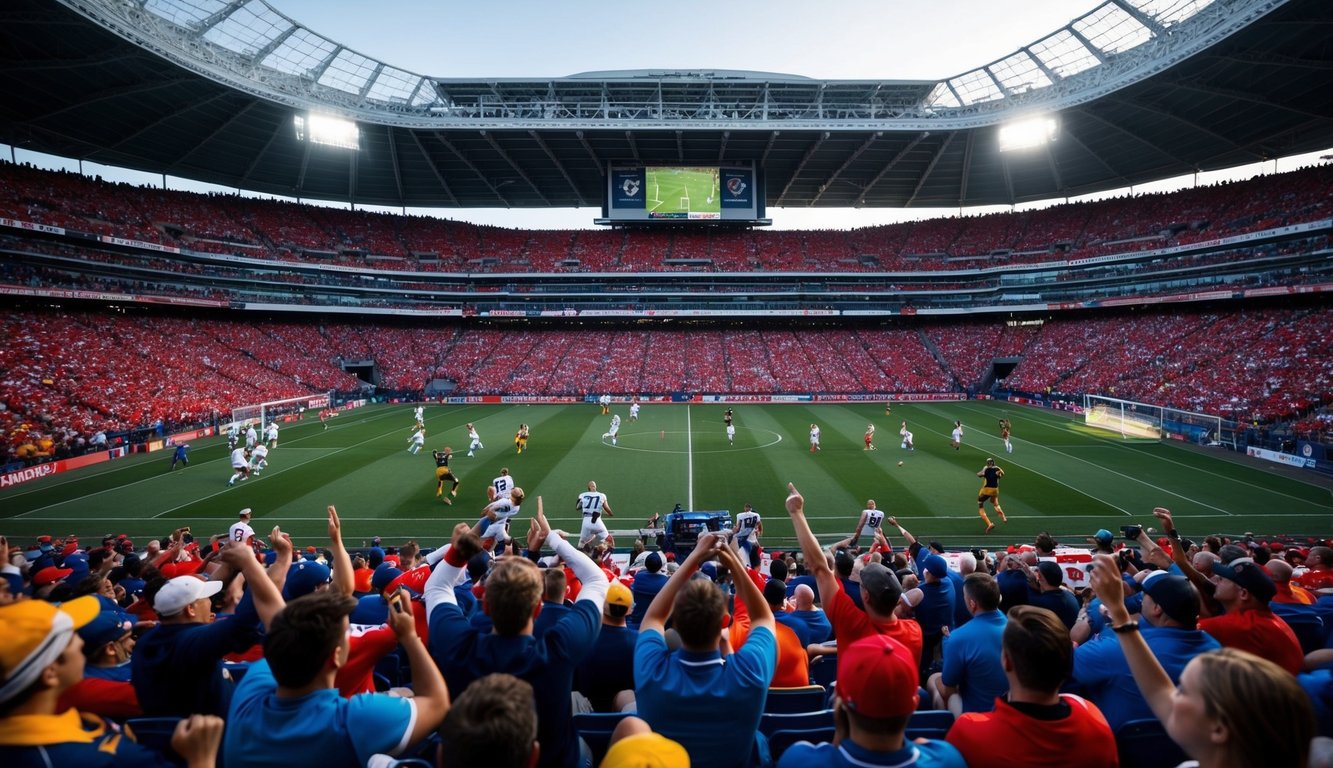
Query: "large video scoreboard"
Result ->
[[602, 162, 765, 224]]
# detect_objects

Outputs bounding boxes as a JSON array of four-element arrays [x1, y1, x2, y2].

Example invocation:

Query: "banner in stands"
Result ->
[[0, 217, 64, 235], [0, 449, 125, 488], [1247, 446, 1316, 469], [499, 395, 581, 404]]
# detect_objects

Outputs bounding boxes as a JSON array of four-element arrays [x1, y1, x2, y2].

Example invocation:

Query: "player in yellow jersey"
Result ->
[[515, 423, 530, 454], [976, 457, 1008, 532], [432, 447, 459, 504]]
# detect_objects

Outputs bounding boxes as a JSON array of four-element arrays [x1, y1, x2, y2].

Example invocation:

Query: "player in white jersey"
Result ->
[[480, 487, 525, 545], [408, 427, 425, 454], [244, 424, 258, 449], [809, 423, 821, 453], [265, 421, 279, 449], [466, 423, 484, 456], [950, 420, 964, 451], [488, 467, 515, 502], [227, 447, 251, 486], [413, 405, 425, 429], [602, 414, 621, 446], [726, 423, 736, 445], [597, 393, 611, 415], [229, 508, 257, 546], [850, 499, 885, 548], [899, 421, 915, 451], [629, 400, 640, 421], [576, 480, 615, 549], [249, 444, 269, 473], [227, 423, 239, 450], [733, 503, 763, 565]]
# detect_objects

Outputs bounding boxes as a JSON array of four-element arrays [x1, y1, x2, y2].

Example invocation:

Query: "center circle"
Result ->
[[604, 427, 784, 454]]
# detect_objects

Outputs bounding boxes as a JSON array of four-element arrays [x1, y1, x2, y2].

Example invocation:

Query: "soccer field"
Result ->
[[2, 401, 1330, 550], [646, 167, 720, 214]]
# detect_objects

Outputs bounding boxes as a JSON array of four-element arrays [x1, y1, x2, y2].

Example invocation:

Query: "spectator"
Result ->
[[789, 583, 832, 644], [1296, 546, 1333, 596], [928, 572, 1009, 715], [1069, 571, 1221, 731], [573, 581, 637, 712], [1199, 557, 1304, 674], [223, 589, 448, 767], [532, 568, 572, 636], [1028, 561, 1080, 630], [634, 531, 775, 768], [903, 552, 956, 673], [628, 551, 668, 628], [599, 716, 691, 768], [786, 484, 922, 663], [946, 605, 1118, 768], [436, 673, 538, 768], [778, 634, 966, 767], [56, 607, 141, 720], [132, 538, 287, 717], [995, 553, 1032, 612], [730, 575, 808, 689], [0, 596, 223, 768], [425, 503, 606, 768], [1089, 554, 1315, 768]]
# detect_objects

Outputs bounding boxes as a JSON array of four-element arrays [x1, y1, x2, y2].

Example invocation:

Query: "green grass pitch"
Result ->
[[2, 401, 1330, 552], [646, 167, 720, 214]]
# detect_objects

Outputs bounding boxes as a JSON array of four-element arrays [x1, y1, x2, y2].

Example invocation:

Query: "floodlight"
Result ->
[[998, 117, 1057, 152], [294, 113, 360, 150]]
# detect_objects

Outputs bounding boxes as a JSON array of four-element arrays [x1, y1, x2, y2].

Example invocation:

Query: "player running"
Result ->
[[809, 423, 821, 453], [432, 447, 460, 504], [244, 424, 258, 449], [733, 503, 763, 565], [950, 420, 964, 451], [227, 423, 239, 450], [864, 423, 877, 450], [488, 467, 515, 502], [576, 481, 615, 550], [598, 393, 611, 415], [977, 457, 1008, 532], [480, 487, 525, 547], [227, 446, 251, 486], [466, 423, 484, 456], [602, 413, 621, 446], [169, 442, 190, 470], [724, 408, 734, 427], [999, 418, 1013, 454], [265, 421, 279, 449], [413, 405, 425, 428], [726, 421, 736, 446], [629, 400, 640, 422], [850, 500, 885, 549], [249, 443, 270, 474], [514, 423, 530, 454], [407, 427, 425, 455], [899, 421, 915, 451]]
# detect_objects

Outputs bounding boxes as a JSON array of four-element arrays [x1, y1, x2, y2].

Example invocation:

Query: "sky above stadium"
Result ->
[[9, 0, 1331, 229]]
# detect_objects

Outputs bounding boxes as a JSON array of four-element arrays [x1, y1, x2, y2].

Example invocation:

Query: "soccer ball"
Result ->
[[897, 461, 904, 467]]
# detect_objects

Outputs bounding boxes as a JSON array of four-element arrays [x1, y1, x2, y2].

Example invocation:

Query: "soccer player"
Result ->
[[227, 446, 251, 486], [864, 423, 877, 451], [734, 503, 763, 565], [488, 467, 515, 502], [466, 423, 483, 457], [629, 400, 640, 422], [244, 423, 258, 449], [320, 409, 330, 430], [408, 427, 425, 455], [413, 405, 425, 428], [265, 421, 279, 449], [602, 413, 621, 446], [577, 481, 615, 550], [809, 423, 821, 453], [169, 442, 190, 470], [726, 422, 736, 445], [514, 424, 529, 454], [249, 443, 269, 474], [976, 458, 1008, 533], [951, 420, 964, 451], [433, 447, 460, 504], [884, 402, 892, 417], [723, 407, 734, 427], [227, 423, 239, 450], [900, 421, 915, 451], [599, 394, 611, 415], [999, 418, 1013, 454], [850, 499, 884, 549], [480, 487, 525, 547]]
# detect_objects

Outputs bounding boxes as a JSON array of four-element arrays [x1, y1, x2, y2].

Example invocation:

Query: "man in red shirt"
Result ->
[[783, 483, 922, 665], [1295, 546, 1333, 596], [947, 605, 1118, 768], [1199, 557, 1304, 675]]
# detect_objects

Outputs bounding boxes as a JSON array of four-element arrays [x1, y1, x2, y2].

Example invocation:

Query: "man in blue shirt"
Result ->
[[1068, 571, 1221, 730], [635, 531, 776, 768], [790, 583, 832, 643], [575, 581, 637, 712], [907, 553, 956, 675], [929, 573, 1008, 714], [1029, 561, 1080, 630], [224, 588, 450, 767], [628, 551, 668, 628], [778, 634, 966, 768]]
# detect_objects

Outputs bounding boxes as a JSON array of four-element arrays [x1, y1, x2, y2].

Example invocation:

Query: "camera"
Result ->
[[1121, 525, 1142, 540]]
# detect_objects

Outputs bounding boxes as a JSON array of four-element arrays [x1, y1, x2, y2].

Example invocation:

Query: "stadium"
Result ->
[[1, 0, 1332, 766]]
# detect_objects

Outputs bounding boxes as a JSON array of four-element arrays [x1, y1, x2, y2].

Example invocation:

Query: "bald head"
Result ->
[[1192, 550, 1219, 576], [794, 583, 816, 610], [588, 480, 597, 491], [957, 552, 977, 575], [1266, 559, 1294, 582]]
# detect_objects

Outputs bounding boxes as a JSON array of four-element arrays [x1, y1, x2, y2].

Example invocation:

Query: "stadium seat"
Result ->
[[1115, 718, 1189, 768], [808, 653, 837, 690], [904, 709, 955, 740], [572, 711, 630, 766], [764, 727, 836, 762], [1280, 613, 1326, 655], [125, 717, 186, 766], [759, 709, 835, 737], [762, 685, 829, 714]]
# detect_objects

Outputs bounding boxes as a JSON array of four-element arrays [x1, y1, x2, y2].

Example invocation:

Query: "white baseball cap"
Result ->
[[154, 575, 223, 617], [238, 508, 252, 518]]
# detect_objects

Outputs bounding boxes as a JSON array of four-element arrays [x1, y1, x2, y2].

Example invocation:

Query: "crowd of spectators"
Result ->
[[3, 489, 1332, 767]]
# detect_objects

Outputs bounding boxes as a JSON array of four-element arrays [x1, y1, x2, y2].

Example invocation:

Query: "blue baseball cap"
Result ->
[[284, 560, 332, 599]]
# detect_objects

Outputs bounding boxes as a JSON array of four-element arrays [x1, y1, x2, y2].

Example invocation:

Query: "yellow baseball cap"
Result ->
[[600, 732, 690, 768], [605, 581, 633, 609], [0, 595, 100, 703]]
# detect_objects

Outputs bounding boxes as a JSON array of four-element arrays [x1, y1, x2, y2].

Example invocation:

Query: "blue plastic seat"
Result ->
[[759, 709, 834, 737], [125, 717, 185, 766], [1115, 718, 1189, 768], [904, 709, 955, 740], [763, 685, 829, 714], [572, 711, 630, 766]]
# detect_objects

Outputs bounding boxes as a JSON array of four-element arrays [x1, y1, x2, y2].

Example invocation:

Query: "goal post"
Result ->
[[230, 391, 333, 430], [1082, 395, 1223, 444]]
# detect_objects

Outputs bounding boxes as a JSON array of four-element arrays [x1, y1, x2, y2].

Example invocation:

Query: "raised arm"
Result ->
[[887, 516, 918, 548], [1152, 508, 1217, 607], [718, 542, 772, 633], [424, 524, 483, 616], [326, 505, 355, 596], [641, 531, 722, 636], [1088, 554, 1176, 722], [538, 497, 609, 610], [218, 537, 285, 630], [785, 483, 840, 608], [385, 586, 450, 747]]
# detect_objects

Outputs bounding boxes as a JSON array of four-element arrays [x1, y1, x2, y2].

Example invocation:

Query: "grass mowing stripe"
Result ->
[[687, 404, 695, 509]]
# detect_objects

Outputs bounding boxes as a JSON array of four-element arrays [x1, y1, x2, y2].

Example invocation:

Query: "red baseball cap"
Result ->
[[33, 566, 73, 587], [836, 634, 920, 718]]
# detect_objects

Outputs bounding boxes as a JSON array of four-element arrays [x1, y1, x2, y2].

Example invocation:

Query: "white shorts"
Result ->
[[482, 512, 519, 541], [580, 518, 609, 543], [231, 462, 248, 471]]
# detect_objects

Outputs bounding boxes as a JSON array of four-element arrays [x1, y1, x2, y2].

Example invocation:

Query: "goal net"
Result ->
[[1083, 395, 1222, 444], [230, 392, 333, 431]]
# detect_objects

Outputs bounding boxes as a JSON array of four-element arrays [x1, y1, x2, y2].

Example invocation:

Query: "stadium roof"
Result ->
[[1, 0, 1331, 210]]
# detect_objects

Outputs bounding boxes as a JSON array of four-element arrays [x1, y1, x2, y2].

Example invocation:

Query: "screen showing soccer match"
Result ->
[[604, 162, 763, 223]]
